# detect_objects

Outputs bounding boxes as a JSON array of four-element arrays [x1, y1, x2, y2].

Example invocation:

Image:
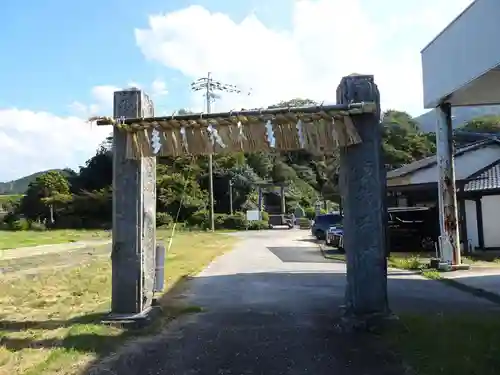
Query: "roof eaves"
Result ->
[[387, 139, 496, 179]]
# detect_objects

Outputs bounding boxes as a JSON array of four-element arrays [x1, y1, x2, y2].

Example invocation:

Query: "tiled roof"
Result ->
[[464, 162, 500, 192], [387, 140, 499, 179]]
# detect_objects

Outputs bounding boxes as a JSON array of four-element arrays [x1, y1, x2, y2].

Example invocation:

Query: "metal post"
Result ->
[[280, 186, 286, 215], [258, 186, 263, 216], [436, 103, 461, 266], [229, 180, 233, 215], [206, 73, 215, 232], [154, 243, 166, 293], [190, 72, 251, 231]]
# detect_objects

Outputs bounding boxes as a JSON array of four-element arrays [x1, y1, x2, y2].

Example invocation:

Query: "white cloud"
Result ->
[[0, 109, 109, 181], [0, 76, 172, 181], [127, 82, 142, 89], [135, 0, 474, 115], [69, 80, 169, 118], [91, 85, 119, 111], [68, 85, 119, 118], [151, 79, 168, 96]]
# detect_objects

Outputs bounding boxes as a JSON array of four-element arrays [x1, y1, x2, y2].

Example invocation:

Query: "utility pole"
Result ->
[[229, 179, 234, 215], [191, 72, 251, 231]]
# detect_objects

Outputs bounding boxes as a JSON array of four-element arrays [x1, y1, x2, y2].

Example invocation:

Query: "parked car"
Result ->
[[387, 206, 439, 252], [311, 212, 343, 240], [326, 225, 344, 251], [323, 206, 439, 253]]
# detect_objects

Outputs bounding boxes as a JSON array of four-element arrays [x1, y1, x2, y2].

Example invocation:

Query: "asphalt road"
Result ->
[[86, 230, 500, 375]]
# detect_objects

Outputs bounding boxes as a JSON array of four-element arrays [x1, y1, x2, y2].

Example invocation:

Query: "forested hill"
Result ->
[[414, 105, 500, 133], [0, 170, 63, 195]]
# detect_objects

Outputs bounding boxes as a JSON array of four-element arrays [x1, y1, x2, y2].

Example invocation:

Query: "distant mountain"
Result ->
[[414, 105, 500, 133], [0, 169, 64, 195]]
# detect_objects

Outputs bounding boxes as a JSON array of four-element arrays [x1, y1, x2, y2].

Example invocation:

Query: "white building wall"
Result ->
[[408, 146, 500, 185], [481, 195, 500, 248], [422, 0, 500, 107], [464, 200, 478, 249]]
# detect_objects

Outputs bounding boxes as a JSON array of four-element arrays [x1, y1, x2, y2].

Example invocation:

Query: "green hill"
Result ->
[[414, 105, 500, 133], [0, 169, 63, 195]]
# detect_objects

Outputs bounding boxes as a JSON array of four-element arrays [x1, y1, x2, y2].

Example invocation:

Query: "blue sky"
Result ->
[[0, 0, 292, 115], [0, 0, 473, 181]]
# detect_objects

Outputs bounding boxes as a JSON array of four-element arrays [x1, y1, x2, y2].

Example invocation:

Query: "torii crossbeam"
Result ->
[[93, 102, 376, 158]]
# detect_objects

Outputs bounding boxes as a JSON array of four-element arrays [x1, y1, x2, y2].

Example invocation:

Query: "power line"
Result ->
[[190, 72, 251, 231]]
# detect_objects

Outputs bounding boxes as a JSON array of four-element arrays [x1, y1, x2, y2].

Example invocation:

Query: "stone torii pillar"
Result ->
[[107, 88, 157, 321], [336, 74, 390, 328]]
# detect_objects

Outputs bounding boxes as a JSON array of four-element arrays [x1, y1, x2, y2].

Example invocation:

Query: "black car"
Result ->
[[320, 206, 439, 253], [387, 206, 439, 252], [311, 212, 343, 240]]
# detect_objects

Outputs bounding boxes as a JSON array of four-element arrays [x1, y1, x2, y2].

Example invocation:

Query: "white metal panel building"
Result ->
[[422, 0, 500, 108], [420, 0, 500, 262]]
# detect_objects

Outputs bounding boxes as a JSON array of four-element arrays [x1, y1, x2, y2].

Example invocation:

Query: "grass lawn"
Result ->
[[322, 246, 500, 270], [0, 231, 237, 375], [0, 195, 23, 204], [0, 230, 111, 250], [385, 312, 500, 375]]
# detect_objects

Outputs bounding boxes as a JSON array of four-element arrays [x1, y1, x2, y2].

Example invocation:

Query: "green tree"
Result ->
[[460, 115, 500, 133], [268, 98, 317, 108], [19, 171, 71, 222], [156, 168, 207, 221], [271, 160, 297, 183], [246, 152, 274, 179], [72, 151, 112, 193], [382, 110, 436, 170]]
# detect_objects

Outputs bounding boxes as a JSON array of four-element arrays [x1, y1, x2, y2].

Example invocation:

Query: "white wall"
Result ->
[[482, 195, 500, 248], [408, 146, 500, 185], [422, 0, 500, 107], [465, 200, 478, 249]]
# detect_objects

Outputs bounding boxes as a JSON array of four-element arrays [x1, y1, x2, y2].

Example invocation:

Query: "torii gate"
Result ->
[[95, 74, 389, 328]]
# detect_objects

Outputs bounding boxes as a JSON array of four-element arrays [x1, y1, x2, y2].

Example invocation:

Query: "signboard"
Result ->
[[246, 210, 260, 221]]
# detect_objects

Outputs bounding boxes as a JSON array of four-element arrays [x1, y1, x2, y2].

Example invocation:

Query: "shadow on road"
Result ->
[[77, 270, 500, 375]]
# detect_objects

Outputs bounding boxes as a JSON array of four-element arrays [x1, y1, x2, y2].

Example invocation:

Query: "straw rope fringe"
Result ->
[[117, 116, 361, 159]]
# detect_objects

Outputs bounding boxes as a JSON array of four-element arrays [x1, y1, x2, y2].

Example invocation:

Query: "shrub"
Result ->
[[223, 212, 247, 230], [247, 220, 269, 230], [156, 212, 173, 227], [297, 217, 312, 229], [187, 209, 209, 228], [9, 218, 30, 231], [389, 255, 424, 271], [261, 211, 269, 223], [29, 221, 47, 231], [2, 211, 19, 227], [51, 215, 84, 229], [214, 214, 229, 230], [304, 207, 316, 220], [304, 207, 327, 220]]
